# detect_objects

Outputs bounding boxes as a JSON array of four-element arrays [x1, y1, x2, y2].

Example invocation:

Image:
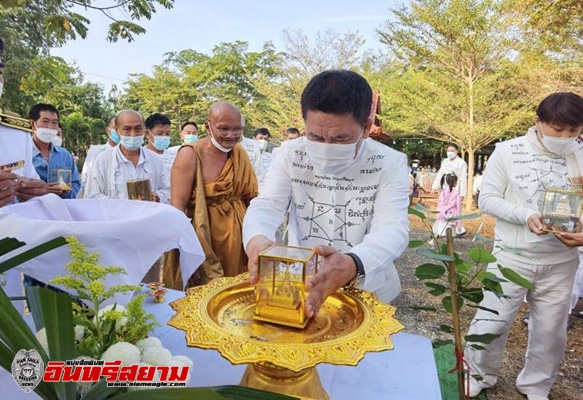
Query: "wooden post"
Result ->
[[446, 227, 466, 399]]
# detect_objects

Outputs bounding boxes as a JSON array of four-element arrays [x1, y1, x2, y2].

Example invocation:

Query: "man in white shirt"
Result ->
[[240, 136, 262, 178], [166, 121, 199, 162], [272, 127, 300, 159], [144, 113, 173, 176], [253, 128, 274, 189], [243, 70, 410, 317], [432, 143, 468, 198], [85, 110, 169, 203], [78, 117, 118, 197]]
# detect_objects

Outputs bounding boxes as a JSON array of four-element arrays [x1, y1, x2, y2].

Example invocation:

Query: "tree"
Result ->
[[377, 0, 533, 211]]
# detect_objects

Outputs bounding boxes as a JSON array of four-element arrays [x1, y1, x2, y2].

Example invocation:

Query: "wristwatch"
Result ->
[[344, 252, 365, 289]]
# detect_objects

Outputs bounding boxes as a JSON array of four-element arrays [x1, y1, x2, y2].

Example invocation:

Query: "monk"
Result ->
[[164, 102, 258, 288]]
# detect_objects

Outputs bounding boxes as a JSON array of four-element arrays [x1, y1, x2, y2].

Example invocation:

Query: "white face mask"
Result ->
[[539, 123, 580, 156], [0, 82, 3, 99], [209, 132, 233, 153], [257, 139, 267, 151], [52, 136, 63, 147], [446, 151, 457, 159], [306, 134, 362, 175], [120, 135, 144, 151], [35, 127, 58, 144], [183, 134, 198, 144]]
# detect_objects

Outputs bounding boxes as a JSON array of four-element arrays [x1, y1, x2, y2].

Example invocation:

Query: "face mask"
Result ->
[[52, 136, 63, 147], [257, 139, 267, 151], [35, 127, 58, 144], [210, 132, 232, 153], [446, 151, 457, 159], [152, 136, 170, 151], [109, 130, 121, 144], [539, 123, 579, 156], [0, 82, 3, 99], [120, 135, 144, 151], [184, 134, 198, 144], [306, 135, 362, 174]]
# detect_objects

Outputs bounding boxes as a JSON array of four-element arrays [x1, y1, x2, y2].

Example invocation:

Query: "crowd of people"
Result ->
[[2, 33, 583, 400]]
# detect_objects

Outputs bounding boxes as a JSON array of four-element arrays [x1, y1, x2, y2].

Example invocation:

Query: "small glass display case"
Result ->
[[254, 245, 318, 329], [126, 178, 151, 201], [541, 189, 583, 233], [49, 169, 72, 192]]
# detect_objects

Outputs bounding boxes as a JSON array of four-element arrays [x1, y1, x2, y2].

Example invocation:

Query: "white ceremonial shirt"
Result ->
[[432, 155, 468, 196], [146, 147, 175, 178], [257, 150, 273, 190], [240, 137, 263, 178], [243, 137, 410, 302], [85, 145, 170, 203], [79, 143, 114, 198]]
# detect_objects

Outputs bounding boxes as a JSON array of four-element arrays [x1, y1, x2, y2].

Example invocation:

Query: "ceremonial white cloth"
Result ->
[[85, 145, 170, 204], [78, 143, 113, 198], [243, 138, 410, 302], [0, 195, 204, 306], [432, 155, 468, 196]]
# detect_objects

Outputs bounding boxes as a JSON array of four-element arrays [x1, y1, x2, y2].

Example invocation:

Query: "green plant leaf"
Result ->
[[498, 265, 534, 289], [414, 203, 437, 214], [424, 282, 447, 296], [465, 333, 502, 344], [467, 304, 500, 315], [467, 344, 487, 351], [445, 212, 481, 221], [459, 288, 484, 304], [408, 206, 426, 220], [0, 236, 67, 274], [455, 261, 472, 274], [408, 306, 437, 311], [25, 286, 45, 333], [415, 263, 447, 280], [473, 233, 494, 243], [439, 324, 454, 333], [416, 248, 454, 262], [408, 240, 425, 248], [468, 247, 497, 264], [442, 296, 464, 314], [35, 286, 77, 399], [0, 237, 25, 256], [81, 378, 123, 400], [0, 288, 57, 400]]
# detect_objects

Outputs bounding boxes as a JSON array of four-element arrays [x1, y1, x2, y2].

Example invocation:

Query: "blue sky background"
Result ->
[[51, 0, 401, 91]]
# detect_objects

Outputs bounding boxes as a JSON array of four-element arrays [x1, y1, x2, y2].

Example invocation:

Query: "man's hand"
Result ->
[[527, 214, 546, 235], [47, 182, 64, 196], [0, 170, 19, 207], [246, 235, 275, 285], [305, 246, 357, 318], [554, 222, 583, 247], [151, 193, 160, 202], [16, 179, 49, 201]]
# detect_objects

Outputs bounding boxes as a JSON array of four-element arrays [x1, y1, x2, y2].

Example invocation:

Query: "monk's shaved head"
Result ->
[[207, 102, 244, 125]]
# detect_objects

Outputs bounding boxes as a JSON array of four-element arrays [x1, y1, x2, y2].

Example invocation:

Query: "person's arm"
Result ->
[[459, 160, 468, 198], [170, 146, 196, 213], [347, 153, 410, 293], [432, 164, 444, 191], [84, 153, 110, 199], [154, 158, 170, 204], [0, 171, 18, 207], [478, 145, 539, 226]]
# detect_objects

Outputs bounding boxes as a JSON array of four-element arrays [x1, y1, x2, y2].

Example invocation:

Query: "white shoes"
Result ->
[[468, 377, 484, 398], [526, 395, 548, 400]]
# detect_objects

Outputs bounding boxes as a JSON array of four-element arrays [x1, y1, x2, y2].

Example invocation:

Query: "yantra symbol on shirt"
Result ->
[[300, 195, 354, 246]]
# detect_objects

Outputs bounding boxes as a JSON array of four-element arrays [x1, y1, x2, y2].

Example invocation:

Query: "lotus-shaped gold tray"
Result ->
[[168, 273, 404, 372]]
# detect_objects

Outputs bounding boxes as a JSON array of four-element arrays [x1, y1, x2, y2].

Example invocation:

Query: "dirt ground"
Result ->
[[393, 201, 583, 400]]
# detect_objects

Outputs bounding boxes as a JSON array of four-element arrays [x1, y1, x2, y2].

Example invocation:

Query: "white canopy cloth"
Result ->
[[0, 194, 204, 306]]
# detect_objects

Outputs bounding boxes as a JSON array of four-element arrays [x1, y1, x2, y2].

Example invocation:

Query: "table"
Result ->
[[2, 289, 442, 399]]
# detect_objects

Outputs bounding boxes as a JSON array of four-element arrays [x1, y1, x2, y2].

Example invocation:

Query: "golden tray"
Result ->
[[168, 274, 403, 371]]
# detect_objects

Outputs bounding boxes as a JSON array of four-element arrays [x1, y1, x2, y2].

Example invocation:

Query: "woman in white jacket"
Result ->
[[465, 92, 583, 400]]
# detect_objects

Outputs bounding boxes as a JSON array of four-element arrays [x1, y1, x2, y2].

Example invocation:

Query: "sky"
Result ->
[[50, 0, 400, 92]]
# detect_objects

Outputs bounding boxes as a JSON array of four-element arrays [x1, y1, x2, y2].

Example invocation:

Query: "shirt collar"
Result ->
[[32, 141, 60, 156], [116, 145, 145, 166]]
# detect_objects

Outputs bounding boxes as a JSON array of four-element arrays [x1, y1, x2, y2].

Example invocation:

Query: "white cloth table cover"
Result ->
[[1, 288, 441, 399], [0, 194, 204, 305]]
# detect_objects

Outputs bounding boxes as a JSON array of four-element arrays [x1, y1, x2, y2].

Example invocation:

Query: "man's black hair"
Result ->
[[446, 143, 459, 151], [253, 128, 271, 138], [300, 70, 372, 127], [29, 103, 60, 121], [181, 121, 198, 131], [145, 113, 171, 131], [537, 92, 583, 127], [285, 127, 300, 137]]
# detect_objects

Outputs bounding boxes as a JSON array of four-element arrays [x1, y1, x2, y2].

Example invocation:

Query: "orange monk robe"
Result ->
[[164, 144, 258, 288]]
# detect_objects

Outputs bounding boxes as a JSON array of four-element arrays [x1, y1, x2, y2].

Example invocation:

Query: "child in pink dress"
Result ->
[[433, 173, 465, 237]]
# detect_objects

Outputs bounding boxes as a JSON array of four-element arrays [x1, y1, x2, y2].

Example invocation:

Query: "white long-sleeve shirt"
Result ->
[[240, 137, 263, 177], [479, 133, 581, 264], [85, 145, 170, 203], [79, 143, 115, 198], [432, 156, 468, 196], [243, 137, 410, 302]]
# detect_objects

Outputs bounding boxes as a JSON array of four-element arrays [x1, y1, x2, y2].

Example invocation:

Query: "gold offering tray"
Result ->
[[168, 273, 404, 372]]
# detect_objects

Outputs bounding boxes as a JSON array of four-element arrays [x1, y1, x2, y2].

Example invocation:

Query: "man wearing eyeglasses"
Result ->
[[164, 102, 258, 288]]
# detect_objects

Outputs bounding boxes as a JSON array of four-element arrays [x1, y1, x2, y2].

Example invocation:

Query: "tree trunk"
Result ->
[[465, 149, 475, 212]]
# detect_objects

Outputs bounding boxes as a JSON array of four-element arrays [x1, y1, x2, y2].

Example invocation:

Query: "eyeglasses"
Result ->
[[208, 121, 244, 136]]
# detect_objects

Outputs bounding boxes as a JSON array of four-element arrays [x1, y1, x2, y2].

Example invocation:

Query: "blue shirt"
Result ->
[[32, 143, 80, 198]]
